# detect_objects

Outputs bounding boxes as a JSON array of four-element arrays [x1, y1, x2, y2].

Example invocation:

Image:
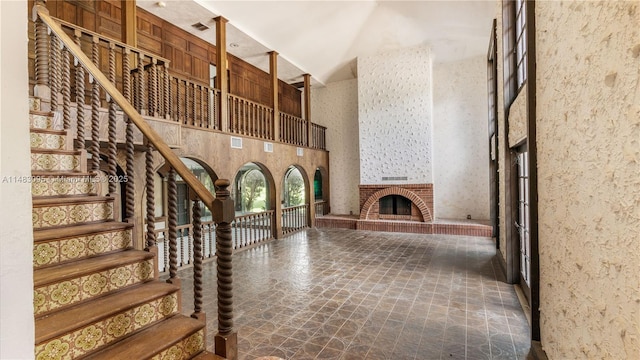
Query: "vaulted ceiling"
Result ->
[[137, 1, 496, 86]]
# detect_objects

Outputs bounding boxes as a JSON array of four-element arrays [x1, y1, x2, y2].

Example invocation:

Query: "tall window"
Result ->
[[516, 149, 530, 288], [503, 0, 528, 106], [515, 0, 527, 88]]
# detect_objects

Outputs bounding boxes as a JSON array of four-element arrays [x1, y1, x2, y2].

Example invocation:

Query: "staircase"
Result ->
[[29, 97, 219, 359]]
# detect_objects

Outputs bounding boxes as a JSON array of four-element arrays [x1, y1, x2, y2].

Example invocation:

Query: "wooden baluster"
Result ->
[[191, 198, 204, 320], [90, 36, 100, 171], [188, 222, 194, 265], [200, 85, 205, 127], [50, 34, 61, 112], [163, 64, 170, 119], [149, 59, 157, 117], [204, 88, 211, 128], [34, 12, 50, 101], [176, 79, 182, 123], [145, 143, 156, 249], [137, 53, 146, 115], [166, 167, 179, 284], [61, 47, 71, 130], [125, 118, 135, 220], [192, 83, 197, 126], [213, 179, 237, 359], [107, 43, 118, 196], [73, 31, 86, 149]]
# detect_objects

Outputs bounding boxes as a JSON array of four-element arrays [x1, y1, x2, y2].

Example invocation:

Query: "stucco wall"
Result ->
[[433, 56, 491, 220], [310, 79, 361, 215], [357, 45, 434, 185], [536, 1, 640, 358], [0, 1, 36, 358]]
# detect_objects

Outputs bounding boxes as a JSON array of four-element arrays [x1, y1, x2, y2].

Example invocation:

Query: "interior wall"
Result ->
[[310, 79, 360, 215], [0, 1, 35, 358], [433, 56, 491, 220], [357, 45, 434, 185], [535, 1, 640, 358]]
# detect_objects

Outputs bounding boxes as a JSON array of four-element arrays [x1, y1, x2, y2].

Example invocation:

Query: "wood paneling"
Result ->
[[279, 80, 302, 117]]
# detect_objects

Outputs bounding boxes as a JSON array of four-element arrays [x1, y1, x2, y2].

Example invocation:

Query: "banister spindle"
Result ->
[[191, 198, 204, 320], [74, 31, 86, 150], [123, 48, 131, 103], [49, 34, 61, 112], [90, 36, 101, 172], [167, 167, 179, 284], [137, 53, 146, 115], [61, 47, 71, 130], [107, 43, 118, 196], [145, 142, 156, 249], [163, 64, 170, 119], [125, 118, 135, 220], [150, 59, 158, 117], [213, 179, 237, 359]]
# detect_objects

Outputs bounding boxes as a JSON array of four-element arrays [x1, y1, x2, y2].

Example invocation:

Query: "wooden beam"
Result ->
[[269, 51, 279, 141], [121, 0, 137, 46], [303, 74, 311, 147], [215, 16, 229, 132]]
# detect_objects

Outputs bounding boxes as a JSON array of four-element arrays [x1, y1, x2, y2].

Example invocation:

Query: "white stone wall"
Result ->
[[310, 79, 361, 215], [536, 1, 640, 358], [357, 45, 434, 185], [433, 56, 490, 220], [0, 1, 36, 358]]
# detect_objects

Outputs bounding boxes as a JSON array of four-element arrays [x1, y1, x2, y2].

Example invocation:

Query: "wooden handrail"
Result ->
[[36, 7, 216, 211]]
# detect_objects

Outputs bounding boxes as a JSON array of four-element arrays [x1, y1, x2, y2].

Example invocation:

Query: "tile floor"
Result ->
[[174, 228, 531, 359]]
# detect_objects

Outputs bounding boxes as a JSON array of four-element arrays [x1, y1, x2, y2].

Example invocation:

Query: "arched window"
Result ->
[[282, 166, 305, 207], [233, 163, 269, 214], [314, 168, 323, 200]]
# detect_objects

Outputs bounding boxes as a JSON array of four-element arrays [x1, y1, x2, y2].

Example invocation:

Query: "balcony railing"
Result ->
[[282, 204, 309, 235], [280, 113, 307, 146], [229, 94, 275, 140], [169, 75, 220, 130]]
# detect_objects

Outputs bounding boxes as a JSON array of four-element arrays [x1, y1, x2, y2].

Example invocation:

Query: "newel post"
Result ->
[[212, 179, 237, 360], [33, 0, 51, 104]]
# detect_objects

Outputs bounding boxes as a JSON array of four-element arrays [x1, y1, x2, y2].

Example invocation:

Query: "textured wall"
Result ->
[[433, 56, 491, 220], [0, 1, 36, 358], [508, 83, 527, 147], [536, 1, 640, 358], [495, 1, 508, 262], [310, 79, 361, 215], [357, 45, 434, 185]]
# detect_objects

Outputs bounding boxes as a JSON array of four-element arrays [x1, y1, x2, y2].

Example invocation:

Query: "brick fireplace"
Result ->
[[359, 184, 434, 222]]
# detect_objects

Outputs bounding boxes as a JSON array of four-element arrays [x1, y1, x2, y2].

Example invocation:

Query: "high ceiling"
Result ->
[[137, 1, 496, 86]]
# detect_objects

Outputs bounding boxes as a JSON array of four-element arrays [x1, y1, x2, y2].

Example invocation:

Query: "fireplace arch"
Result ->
[[359, 186, 433, 222]]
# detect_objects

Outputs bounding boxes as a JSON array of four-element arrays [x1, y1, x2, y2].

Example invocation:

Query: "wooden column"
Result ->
[[269, 51, 280, 142], [303, 74, 312, 147], [121, 0, 137, 46], [215, 16, 229, 132]]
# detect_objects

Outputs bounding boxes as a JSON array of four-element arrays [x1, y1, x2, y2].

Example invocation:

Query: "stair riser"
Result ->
[[30, 113, 55, 130], [31, 153, 81, 172], [35, 292, 178, 360], [31, 177, 98, 197], [30, 98, 41, 112], [32, 201, 113, 229], [151, 329, 205, 360], [31, 132, 67, 150], [34, 229, 132, 269], [34, 259, 154, 316]]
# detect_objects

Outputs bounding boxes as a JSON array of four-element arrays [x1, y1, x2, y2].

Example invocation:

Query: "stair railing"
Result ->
[[33, 3, 237, 357]]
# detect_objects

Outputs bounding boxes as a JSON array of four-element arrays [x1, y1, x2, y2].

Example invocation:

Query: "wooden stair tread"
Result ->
[[30, 110, 53, 116], [34, 221, 132, 242], [35, 281, 179, 342], [31, 171, 96, 177], [192, 351, 226, 360], [83, 315, 206, 360], [30, 128, 66, 135], [31, 148, 81, 155], [34, 249, 154, 287], [32, 195, 111, 206]]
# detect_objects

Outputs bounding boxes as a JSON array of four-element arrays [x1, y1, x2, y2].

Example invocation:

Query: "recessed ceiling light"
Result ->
[[156, 1, 166, 8], [229, 43, 239, 48]]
